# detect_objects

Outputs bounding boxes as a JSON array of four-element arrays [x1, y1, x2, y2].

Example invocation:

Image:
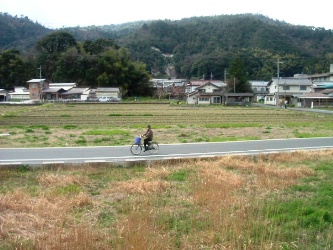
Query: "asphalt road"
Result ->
[[1, 137, 333, 166]]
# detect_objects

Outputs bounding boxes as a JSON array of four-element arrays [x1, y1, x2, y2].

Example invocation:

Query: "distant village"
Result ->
[[1, 64, 333, 108]]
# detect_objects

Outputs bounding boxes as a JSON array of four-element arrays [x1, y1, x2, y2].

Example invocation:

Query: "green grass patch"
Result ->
[[63, 125, 78, 129], [56, 184, 82, 195], [2, 113, 17, 118], [294, 131, 328, 138], [29, 125, 50, 130]]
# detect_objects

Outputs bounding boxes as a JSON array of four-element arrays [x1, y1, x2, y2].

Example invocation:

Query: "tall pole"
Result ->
[[276, 59, 283, 107]]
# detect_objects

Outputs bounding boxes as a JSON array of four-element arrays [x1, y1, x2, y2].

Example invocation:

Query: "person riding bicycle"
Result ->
[[143, 125, 153, 151]]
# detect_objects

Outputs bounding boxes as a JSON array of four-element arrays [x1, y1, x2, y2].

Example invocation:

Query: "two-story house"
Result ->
[[27, 79, 51, 101], [265, 77, 312, 106], [249, 80, 269, 101], [187, 82, 226, 105]]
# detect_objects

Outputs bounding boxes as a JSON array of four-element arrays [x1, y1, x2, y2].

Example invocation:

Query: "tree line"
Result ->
[[0, 31, 153, 97]]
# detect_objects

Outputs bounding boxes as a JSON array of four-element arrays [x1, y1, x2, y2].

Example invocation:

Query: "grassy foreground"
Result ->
[[0, 150, 333, 249], [1, 103, 333, 148]]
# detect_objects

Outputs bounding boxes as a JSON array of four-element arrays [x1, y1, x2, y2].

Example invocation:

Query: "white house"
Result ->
[[8, 86, 30, 101], [265, 77, 312, 106], [187, 81, 227, 105], [249, 80, 269, 101]]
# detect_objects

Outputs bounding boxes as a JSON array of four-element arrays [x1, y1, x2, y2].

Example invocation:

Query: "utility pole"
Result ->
[[276, 58, 283, 107]]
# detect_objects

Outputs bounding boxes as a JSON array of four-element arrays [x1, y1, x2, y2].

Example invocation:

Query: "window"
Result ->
[[198, 89, 206, 93], [300, 85, 307, 91], [213, 97, 221, 103], [199, 97, 209, 102], [32, 83, 37, 88], [282, 85, 290, 90]]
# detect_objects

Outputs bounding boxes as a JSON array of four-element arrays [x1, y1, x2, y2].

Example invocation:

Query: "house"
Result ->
[[8, 86, 30, 101], [60, 87, 90, 101], [152, 79, 188, 99], [27, 79, 51, 101], [93, 87, 122, 100], [41, 87, 66, 101], [187, 81, 226, 105], [265, 77, 312, 106], [0, 89, 8, 101], [249, 80, 269, 101], [292, 92, 333, 107], [186, 81, 253, 105]]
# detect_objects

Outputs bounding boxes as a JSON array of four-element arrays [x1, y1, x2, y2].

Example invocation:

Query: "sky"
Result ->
[[1, 0, 332, 30]]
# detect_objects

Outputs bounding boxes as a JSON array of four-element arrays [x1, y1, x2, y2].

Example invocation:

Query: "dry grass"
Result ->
[[2, 149, 332, 249]]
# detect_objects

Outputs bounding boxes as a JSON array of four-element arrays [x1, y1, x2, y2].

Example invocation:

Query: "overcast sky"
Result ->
[[1, 0, 332, 30]]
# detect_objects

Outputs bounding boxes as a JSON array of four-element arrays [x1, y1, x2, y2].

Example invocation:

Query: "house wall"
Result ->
[[200, 84, 220, 93], [29, 82, 42, 100], [270, 83, 310, 94], [187, 95, 197, 104]]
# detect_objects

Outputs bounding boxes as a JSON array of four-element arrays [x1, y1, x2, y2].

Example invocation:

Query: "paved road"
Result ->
[[1, 137, 333, 166]]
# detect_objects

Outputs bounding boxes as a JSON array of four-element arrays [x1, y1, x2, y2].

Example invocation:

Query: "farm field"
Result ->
[[1, 103, 333, 249], [1, 103, 333, 148]]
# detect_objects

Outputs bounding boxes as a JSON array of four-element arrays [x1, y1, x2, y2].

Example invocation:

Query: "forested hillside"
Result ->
[[0, 13, 51, 51], [1, 12, 333, 94], [117, 15, 333, 80]]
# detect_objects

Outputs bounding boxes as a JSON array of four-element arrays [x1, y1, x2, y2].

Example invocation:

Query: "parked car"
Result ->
[[98, 96, 111, 102], [86, 97, 99, 102]]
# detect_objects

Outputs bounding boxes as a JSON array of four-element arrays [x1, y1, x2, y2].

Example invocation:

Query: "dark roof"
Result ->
[[62, 88, 89, 95], [42, 88, 65, 93]]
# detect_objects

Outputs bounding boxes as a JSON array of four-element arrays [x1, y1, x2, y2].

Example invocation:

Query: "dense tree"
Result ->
[[35, 31, 79, 80], [227, 57, 253, 93], [0, 49, 33, 89]]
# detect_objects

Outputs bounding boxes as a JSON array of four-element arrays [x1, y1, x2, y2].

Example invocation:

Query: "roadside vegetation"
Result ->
[[1, 103, 333, 148], [0, 150, 333, 249]]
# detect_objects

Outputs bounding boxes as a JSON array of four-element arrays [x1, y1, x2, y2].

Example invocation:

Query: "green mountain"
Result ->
[[1, 12, 333, 81]]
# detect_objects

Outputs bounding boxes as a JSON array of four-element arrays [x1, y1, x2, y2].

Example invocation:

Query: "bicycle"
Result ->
[[130, 135, 159, 155]]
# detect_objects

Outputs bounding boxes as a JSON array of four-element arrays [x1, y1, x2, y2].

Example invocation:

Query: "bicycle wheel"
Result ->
[[130, 144, 142, 155], [148, 142, 159, 154]]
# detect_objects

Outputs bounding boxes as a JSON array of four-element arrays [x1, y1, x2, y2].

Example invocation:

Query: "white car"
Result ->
[[98, 96, 111, 102]]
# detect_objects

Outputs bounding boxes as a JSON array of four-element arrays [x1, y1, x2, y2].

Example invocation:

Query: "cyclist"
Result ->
[[143, 124, 153, 151]]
